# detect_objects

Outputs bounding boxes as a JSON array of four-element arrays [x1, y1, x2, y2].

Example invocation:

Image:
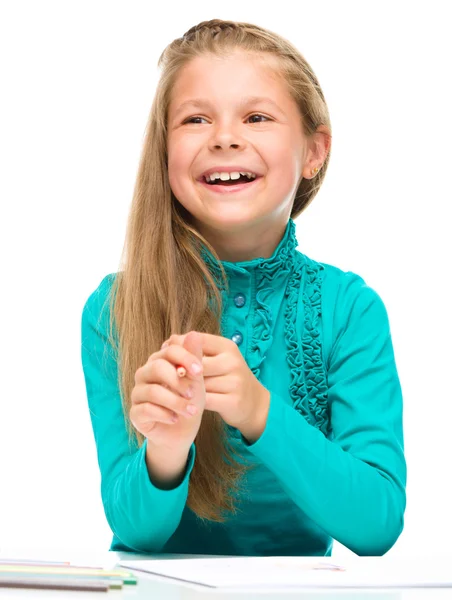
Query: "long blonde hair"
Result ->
[[103, 19, 332, 522]]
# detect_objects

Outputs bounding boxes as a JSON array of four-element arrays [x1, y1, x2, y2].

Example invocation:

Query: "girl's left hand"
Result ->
[[161, 332, 270, 442]]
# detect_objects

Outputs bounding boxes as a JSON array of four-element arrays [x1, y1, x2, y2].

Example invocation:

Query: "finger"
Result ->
[[196, 355, 228, 378], [136, 383, 198, 418], [189, 332, 233, 357], [183, 331, 203, 364], [130, 401, 178, 429], [166, 348, 225, 379], [135, 348, 202, 386], [162, 334, 187, 349], [163, 332, 232, 357], [133, 357, 186, 400], [141, 358, 198, 406], [154, 345, 203, 377], [203, 374, 231, 394], [204, 391, 225, 414], [153, 333, 204, 379]]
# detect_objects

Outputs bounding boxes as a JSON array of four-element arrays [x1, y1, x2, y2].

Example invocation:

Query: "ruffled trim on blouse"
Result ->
[[201, 219, 330, 437], [248, 221, 298, 379], [285, 255, 330, 436]]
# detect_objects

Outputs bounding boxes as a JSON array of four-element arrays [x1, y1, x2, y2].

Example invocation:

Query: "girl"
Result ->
[[81, 19, 406, 557]]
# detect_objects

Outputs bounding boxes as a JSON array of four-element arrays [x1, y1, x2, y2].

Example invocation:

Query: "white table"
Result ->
[[1, 550, 451, 599]]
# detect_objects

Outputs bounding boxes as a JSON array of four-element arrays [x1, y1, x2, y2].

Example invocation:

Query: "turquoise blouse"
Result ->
[[81, 218, 406, 556]]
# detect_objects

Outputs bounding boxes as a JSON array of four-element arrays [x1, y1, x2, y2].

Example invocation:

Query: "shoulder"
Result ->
[[297, 250, 365, 290], [83, 272, 117, 308], [295, 251, 390, 365], [297, 250, 386, 315], [81, 272, 119, 332]]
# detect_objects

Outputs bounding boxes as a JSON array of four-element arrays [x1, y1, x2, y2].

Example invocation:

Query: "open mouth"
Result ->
[[199, 175, 261, 194], [204, 173, 256, 186]]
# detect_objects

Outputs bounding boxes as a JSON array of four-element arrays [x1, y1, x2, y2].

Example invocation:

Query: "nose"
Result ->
[[208, 121, 246, 151]]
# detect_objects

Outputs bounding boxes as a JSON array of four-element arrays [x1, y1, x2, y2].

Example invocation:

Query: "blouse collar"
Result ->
[[201, 218, 298, 280]]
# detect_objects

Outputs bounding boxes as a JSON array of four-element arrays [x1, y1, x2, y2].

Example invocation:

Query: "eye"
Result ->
[[182, 113, 272, 125], [183, 116, 208, 124], [247, 113, 271, 123]]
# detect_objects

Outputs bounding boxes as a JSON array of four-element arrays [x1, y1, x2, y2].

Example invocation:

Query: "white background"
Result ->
[[0, 1, 450, 560]]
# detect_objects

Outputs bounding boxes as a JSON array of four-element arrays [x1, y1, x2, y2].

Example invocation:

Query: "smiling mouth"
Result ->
[[198, 175, 262, 195], [203, 174, 257, 186]]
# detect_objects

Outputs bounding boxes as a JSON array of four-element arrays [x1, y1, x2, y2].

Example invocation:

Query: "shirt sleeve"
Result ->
[[80, 274, 195, 552], [243, 273, 407, 556]]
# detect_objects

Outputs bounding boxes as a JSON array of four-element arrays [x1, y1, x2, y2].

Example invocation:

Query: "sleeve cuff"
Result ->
[[104, 441, 196, 552]]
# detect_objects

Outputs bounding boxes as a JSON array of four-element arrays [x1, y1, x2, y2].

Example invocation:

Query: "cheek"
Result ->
[[167, 144, 186, 193], [168, 137, 197, 185], [267, 135, 303, 180], [264, 149, 297, 181], [259, 131, 296, 165]]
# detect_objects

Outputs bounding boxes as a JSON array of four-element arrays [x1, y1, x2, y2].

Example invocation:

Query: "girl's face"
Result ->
[[167, 51, 317, 255]]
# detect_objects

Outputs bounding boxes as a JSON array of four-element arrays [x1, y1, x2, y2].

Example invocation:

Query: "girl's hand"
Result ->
[[162, 332, 271, 442], [130, 332, 206, 454]]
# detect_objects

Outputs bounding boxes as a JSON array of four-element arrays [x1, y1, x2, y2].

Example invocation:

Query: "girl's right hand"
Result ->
[[130, 331, 206, 454]]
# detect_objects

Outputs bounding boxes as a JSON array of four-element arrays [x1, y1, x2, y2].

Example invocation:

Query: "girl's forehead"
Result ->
[[171, 51, 285, 98], [183, 50, 281, 73]]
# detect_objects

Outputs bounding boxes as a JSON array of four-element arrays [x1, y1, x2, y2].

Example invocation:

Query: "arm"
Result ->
[[80, 274, 194, 552], [243, 274, 407, 556]]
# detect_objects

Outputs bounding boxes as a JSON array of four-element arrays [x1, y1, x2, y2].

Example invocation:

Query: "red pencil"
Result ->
[[176, 365, 186, 377]]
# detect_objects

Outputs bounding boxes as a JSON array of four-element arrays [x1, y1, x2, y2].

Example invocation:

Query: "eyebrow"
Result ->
[[171, 96, 284, 120]]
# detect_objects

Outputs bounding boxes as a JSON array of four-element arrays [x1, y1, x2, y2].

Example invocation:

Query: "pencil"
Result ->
[[0, 577, 112, 591], [0, 566, 135, 579], [176, 365, 186, 377]]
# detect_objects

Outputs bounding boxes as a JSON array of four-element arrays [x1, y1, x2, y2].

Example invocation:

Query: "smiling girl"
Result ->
[[81, 19, 406, 557]]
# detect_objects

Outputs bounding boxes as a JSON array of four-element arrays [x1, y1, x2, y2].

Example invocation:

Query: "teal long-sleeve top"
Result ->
[[80, 218, 406, 557]]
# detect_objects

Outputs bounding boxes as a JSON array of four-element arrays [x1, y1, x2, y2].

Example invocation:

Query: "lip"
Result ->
[[197, 166, 262, 180], [198, 176, 262, 194]]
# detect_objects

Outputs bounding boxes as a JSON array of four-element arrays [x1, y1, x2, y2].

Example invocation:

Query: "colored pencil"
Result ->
[[176, 365, 186, 377], [0, 559, 70, 566], [0, 577, 112, 591], [0, 565, 134, 578]]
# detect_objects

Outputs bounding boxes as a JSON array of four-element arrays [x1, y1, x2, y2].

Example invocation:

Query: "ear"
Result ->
[[301, 125, 332, 179]]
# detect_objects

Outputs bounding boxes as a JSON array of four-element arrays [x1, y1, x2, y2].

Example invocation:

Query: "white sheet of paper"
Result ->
[[119, 556, 452, 589]]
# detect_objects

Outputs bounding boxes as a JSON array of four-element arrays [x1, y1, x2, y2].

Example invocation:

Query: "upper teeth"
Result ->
[[205, 171, 257, 182]]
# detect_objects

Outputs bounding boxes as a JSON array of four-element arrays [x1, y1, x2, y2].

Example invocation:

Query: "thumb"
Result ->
[[183, 331, 203, 365]]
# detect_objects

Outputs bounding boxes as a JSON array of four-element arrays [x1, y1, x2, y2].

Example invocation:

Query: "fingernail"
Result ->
[[184, 386, 194, 399], [161, 341, 169, 349], [191, 362, 202, 374], [186, 404, 198, 416]]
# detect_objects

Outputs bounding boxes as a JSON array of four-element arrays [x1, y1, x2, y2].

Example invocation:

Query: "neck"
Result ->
[[196, 219, 290, 263]]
